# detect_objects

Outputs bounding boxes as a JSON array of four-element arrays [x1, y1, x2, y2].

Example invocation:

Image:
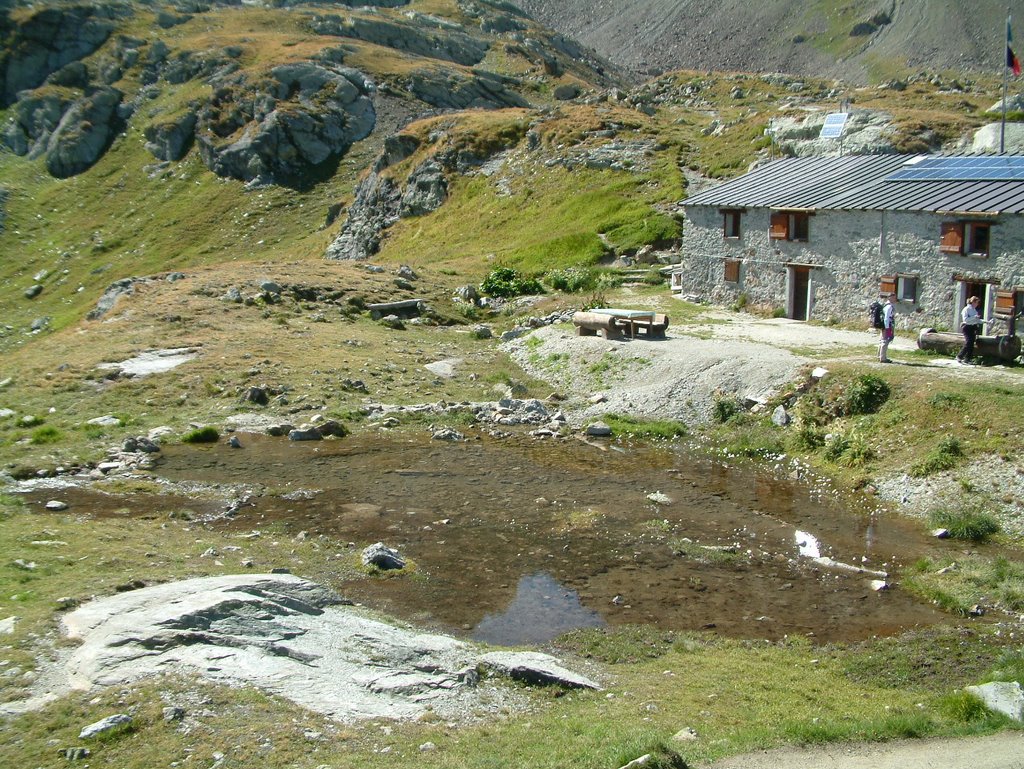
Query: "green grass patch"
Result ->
[[911, 436, 965, 477], [181, 426, 220, 444], [904, 554, 1024, 616], [929, 507, 1001, 542], [602, 413, 688, 440]]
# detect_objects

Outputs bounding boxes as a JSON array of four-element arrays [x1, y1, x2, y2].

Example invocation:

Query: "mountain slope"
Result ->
[[514, 0, 1024, 82]]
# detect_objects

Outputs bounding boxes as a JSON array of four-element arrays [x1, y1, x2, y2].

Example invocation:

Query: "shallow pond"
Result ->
[[136, 432, 959, 646]]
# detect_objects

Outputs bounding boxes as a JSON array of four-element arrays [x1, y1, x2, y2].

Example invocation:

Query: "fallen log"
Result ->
[[917, 328, 1021, 361]]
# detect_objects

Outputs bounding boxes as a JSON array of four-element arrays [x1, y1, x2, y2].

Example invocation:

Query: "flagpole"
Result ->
[[1003, 11, 1010, 154]]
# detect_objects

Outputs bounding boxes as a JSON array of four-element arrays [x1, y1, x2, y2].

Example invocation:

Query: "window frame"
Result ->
[[881, 274, 919, 303], [722, 209, 743, 239], [896, 274, 918, 303], [769, 210, 811, 242], [940, 220, 992, 257]]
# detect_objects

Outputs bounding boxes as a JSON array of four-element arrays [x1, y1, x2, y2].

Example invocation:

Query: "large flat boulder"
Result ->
[[8, 574, 598, 723]]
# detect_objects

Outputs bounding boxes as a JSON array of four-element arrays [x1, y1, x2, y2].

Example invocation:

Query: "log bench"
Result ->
[[917, 328, 1021, 361], [572, 311, 622, 339]]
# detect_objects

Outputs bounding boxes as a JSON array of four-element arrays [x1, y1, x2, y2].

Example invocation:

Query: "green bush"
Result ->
[[843, 374, 890, 415], [182, 426, 220, 444], [789, 423, 826, 451], [545, 266, 598, 293], [929, 507, 1000, 542], [712, 397, 742, 423], [480, 267, 544, 298]]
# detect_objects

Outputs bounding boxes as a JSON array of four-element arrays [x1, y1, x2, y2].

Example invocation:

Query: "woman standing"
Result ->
[[956, 296, 984, 364]]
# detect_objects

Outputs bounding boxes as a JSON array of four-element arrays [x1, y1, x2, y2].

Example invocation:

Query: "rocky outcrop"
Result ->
[[0, 4, 122, 107], [7, 574, 599, 721], [195, 63, 376, 186], [143, 111, 198, 161], [405, 68, 529, 110], [43, 86, 123, 178], [3, 84, 124, 177], [309, 14, 489, 67]]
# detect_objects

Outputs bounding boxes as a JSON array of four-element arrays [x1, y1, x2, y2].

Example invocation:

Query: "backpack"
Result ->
[[869, 301, 884, 329]]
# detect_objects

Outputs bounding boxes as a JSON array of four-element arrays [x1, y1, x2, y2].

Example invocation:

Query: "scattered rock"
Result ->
[[0, 616, 16, 634], [771, 405, 790, 427], [79, 713, 132, 739], [362, 542, 406, 570], [586, 421, 612, 437], [59, 747, 90, 760], [671, 727, 699, 742], [288, 427, 323, 442], [45, 500, 69, 511], [431, 427, 465, 441], [965, 681, 1024, 721], [228, 435, 242, 449], [932, 528, 950, 539], [478, 651, 601, 689], [162, 706, 185, 721]]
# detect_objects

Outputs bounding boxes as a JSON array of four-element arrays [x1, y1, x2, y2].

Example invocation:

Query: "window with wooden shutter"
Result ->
[[896, 275, 918, 303], [769, 212, 788, 240], [940, 222, 964, 254], [880, 275, 897, 295], [724, 259, 741, 283]]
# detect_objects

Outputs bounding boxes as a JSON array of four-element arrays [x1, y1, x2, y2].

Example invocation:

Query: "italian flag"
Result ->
[[1009, 18, 1022, 76]]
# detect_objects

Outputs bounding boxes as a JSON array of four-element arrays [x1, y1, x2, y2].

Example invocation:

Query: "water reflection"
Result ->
[[472, 572, 606, 644]]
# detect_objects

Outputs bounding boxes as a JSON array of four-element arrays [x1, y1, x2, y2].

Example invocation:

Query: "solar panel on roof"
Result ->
[[819, 112, 848, 139], [885, 156, 1024, 181]]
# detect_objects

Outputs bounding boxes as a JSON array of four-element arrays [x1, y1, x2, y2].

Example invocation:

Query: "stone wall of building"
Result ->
[[677, 205, 1024, 332]]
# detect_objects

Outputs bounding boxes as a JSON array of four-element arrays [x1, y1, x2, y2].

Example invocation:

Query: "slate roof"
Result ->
[[683, 154, 1024, 214]]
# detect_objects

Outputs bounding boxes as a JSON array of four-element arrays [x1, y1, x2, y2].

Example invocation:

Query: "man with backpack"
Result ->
[[878, 292, 896, 363]]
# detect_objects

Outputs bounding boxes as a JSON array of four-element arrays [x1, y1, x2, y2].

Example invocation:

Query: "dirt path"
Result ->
[[703, 731, 1024, 769]]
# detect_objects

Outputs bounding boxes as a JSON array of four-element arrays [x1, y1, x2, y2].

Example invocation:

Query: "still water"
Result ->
[[135, 431, 958, 645]]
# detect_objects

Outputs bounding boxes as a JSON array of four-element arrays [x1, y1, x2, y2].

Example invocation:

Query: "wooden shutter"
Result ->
[[995, 289, 1016, 317], [769, 212, 788, 240], [940, 221, 964, 254], [724, 259, 740, 282], [880, 275, 896, 295]]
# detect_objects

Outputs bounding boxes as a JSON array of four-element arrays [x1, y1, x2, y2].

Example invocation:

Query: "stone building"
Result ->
[[673, 155, 1024, 332]]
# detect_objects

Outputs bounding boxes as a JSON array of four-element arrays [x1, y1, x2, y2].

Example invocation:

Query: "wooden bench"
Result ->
[[572, 311, 622, 339]]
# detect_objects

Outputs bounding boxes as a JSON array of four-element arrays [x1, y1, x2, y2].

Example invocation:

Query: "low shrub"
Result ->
[[602, 414, 687, 440], [843, 373, 890, 415], [712, 397, 742, 423], [30, 426, 62, 445], [911, 435, 964, 477], [182, 426, 220, 444], [480, 267, 543, 298], [545, 266, 597, 293]]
